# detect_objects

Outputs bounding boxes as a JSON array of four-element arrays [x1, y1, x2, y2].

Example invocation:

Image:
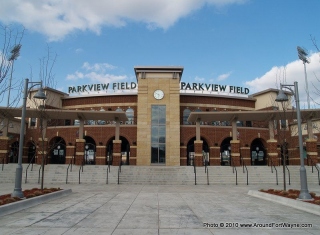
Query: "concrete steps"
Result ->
[[0, 163, 319, 186]]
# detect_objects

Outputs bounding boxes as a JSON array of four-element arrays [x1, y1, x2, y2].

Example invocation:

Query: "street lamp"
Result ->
[[297, 46, 310, 109], [12, 78, 46, 198], [275, 81, 312, 200]]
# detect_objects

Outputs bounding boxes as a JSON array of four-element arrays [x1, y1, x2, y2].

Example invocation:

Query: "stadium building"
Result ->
[[0, 66, 319, 168]]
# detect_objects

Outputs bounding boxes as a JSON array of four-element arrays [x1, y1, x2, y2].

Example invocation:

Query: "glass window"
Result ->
[[30, 118, 36, 127], [126, 108, 134, 124], [98, 107, 106, 125], [151, 105, 166, 164], [183, 108, 191, 125]]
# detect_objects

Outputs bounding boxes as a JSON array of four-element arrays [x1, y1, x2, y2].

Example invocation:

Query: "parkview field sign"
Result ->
[[68, 82, 250, 95]]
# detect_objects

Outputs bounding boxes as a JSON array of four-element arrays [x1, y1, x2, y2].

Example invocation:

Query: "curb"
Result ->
[[248, 190, 320, 216], [0, 189, 72, 217]]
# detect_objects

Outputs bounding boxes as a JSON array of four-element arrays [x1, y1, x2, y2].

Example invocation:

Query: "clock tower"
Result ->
[[134, 66, 183, 166]]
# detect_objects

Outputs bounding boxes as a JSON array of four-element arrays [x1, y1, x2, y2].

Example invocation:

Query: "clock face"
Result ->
[[154, 90, 164, 100]]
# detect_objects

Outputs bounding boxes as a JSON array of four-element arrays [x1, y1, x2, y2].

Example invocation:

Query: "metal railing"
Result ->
[[1, 156, 5, 171], [240, 156, 248, 185], [38, 165, 42, 184], [204, 160, 209, 185], [66, 156, 74, 184], [285, 165, 291, 185], [107, 157, 111, 184], [270, 158, 278, 185], [193, 163, 197, 185], [117, 161, 122, 185], [231, 158, 238, 185], [79, 159, 84, 184], [25, 155, 37, 183], [106, 166, 109, 184], [308, 156, 320, 185]]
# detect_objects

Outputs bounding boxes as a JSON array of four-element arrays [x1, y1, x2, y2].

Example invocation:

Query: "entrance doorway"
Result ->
[[50, 137, 66, 164], [251, 138, 267, 165], [84, 136, 96, 165], [106, 136, 130, 165], [186, 137, 209, 166], [9, 141, 19, 163], [27, 143, 36, 164], [220, 137, 232, 166]]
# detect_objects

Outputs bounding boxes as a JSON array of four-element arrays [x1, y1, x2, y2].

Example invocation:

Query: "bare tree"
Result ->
[[309, 35, 320, 105], [27, 46, 59, 190], [0, 25, 24, 106]]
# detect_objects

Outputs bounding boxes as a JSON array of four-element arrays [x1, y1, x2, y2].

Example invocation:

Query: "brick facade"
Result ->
[[3, 88, 319, 167]]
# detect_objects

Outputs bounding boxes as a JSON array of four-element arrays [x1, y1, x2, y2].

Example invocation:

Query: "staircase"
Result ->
[[0, 163, 319, 186]]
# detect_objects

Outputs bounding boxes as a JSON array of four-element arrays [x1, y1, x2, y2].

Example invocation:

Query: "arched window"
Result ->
[[87, 108, 95, 125], [116, 107, 123, 124], [195, 108, 204, 125], [98, 107, 106, 125], [126, 108, 134, 124], [183, 108, 191, 125]]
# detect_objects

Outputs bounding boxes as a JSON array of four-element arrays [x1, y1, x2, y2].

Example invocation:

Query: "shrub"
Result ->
[[26, 194, 35, 199], [309, 192, 316, 198], [288, 193, 297, 199], [43, 189, 52, 194], [288, 189, 299, 194], [314, 200, 320, 205], [4, 197, 16, 203], [279, 191, 288, 196], [34, 191, 43, 196]]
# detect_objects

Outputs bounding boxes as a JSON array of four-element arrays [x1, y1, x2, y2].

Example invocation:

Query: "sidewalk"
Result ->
[[0, 183, 319, 235]]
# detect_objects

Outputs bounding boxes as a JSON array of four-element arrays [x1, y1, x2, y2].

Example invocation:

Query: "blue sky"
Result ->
[[1, 0, 320, 108]]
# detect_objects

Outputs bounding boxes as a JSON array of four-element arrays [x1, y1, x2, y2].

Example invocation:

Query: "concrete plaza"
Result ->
[[0, 182, 319, 235]]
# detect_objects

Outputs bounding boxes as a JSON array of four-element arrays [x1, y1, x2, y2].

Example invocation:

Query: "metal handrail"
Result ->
[[285, 165, 291, 185], [25, 155, 37, 183], [106, 165, 109, 184], [66, 156, 74, 184], [206, 161, 209, 185], [38, 165, 42, 184], [231, 158, 237, 185], [118, 161, 122, 185], [79, 159, 84, 184], [1, 156, 5, 171], [193, 163, 197, 185], [240, 156, 248, 185], [108, 156, 111, 173], [270, 158, 278, 185], [308, 156, 320, 185]]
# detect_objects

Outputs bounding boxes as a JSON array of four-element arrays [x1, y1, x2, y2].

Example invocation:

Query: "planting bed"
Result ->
[[0, 188, 61, 206], [260, 189, 320, 205]]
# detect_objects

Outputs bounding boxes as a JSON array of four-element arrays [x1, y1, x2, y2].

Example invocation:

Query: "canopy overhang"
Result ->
[[187, 109, 320, 123], [0, 107, 128, 122]]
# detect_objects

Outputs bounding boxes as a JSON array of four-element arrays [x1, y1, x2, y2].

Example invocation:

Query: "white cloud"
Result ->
[[75, 48, 83, 54], [217, 71, 232, 81], [194, 76, 205, 82], [82, 62, 116, 72], [0, 0, 247, 41], [245, 52, 320, 108], [66, 62, 126, 83]]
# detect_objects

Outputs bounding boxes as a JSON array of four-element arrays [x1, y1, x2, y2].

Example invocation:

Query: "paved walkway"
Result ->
[[0, 183, 319, 235]]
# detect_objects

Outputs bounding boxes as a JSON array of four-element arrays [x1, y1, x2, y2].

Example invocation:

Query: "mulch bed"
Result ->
[[0, 188, 61, 206], [260, 189, 320, 205]]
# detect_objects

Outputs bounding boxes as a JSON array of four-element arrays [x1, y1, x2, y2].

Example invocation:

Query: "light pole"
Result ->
[[275, 81, 312, 200], [12, 78, 46, 198], [297, 46, 310, 109], [281, 143, 287, 191]]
